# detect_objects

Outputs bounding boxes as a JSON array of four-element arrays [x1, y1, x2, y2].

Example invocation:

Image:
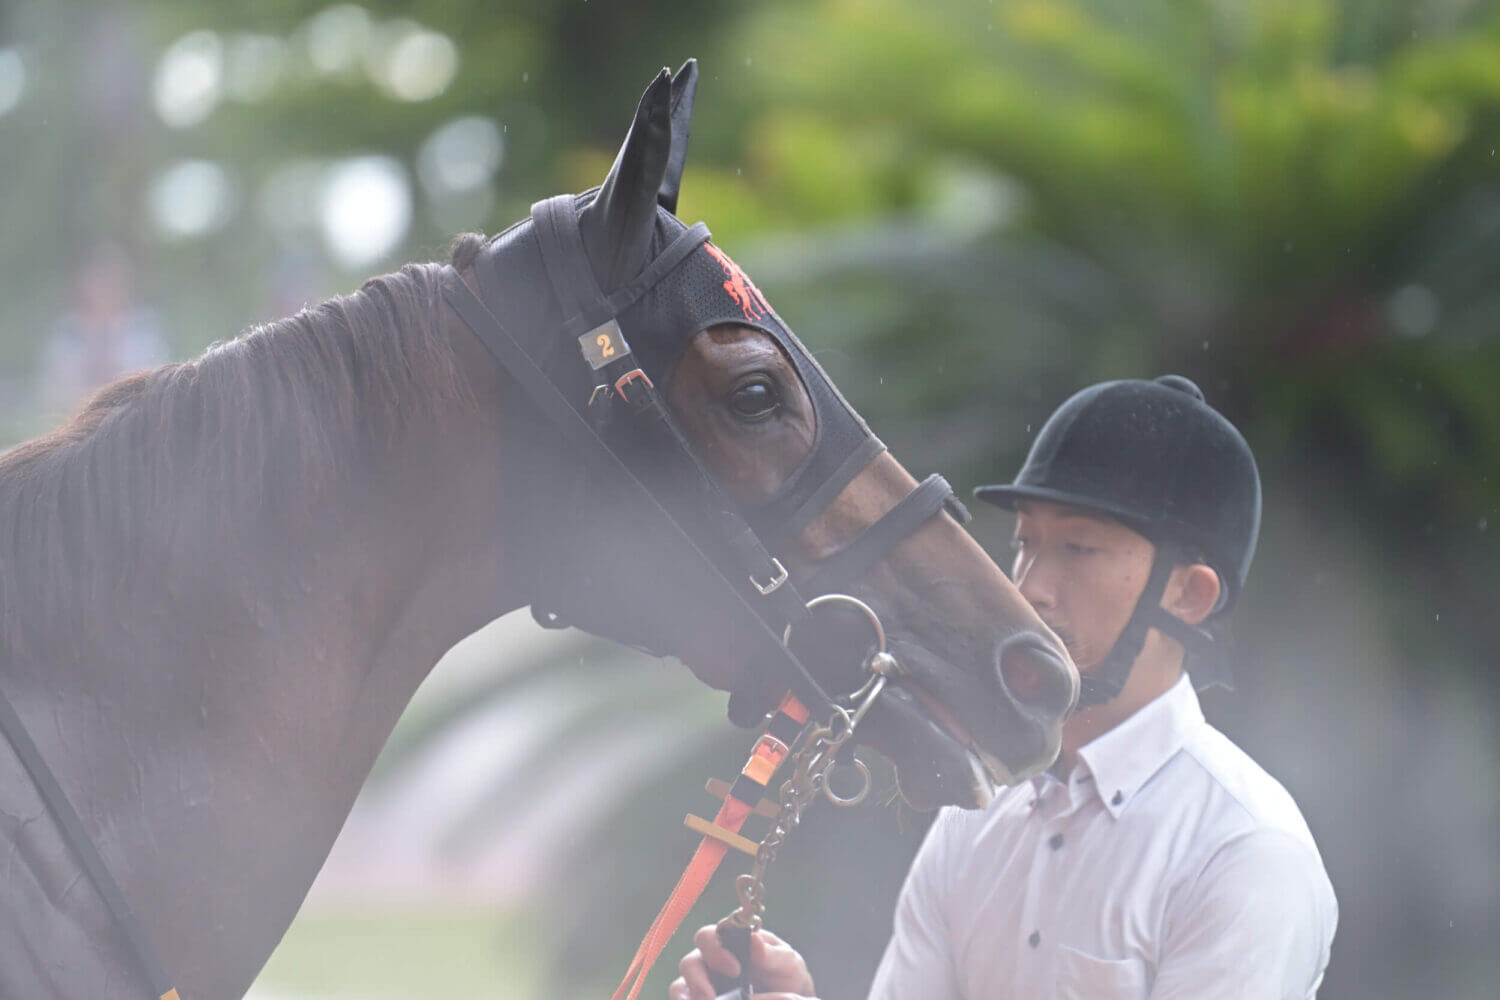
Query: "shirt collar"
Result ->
[[1076, 673, 1205, 818]]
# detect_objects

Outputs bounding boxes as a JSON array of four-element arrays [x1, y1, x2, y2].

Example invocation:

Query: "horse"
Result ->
[[0, 62, 1077, 999]]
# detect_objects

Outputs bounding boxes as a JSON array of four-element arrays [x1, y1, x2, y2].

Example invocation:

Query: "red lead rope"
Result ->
[[611, 692, 810, 1000]]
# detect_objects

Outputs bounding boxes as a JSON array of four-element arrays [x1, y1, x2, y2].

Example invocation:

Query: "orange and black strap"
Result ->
[[611, 693, 810, 1000]]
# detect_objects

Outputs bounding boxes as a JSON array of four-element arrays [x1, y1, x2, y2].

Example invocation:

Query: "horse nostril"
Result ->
[[996, 634, 1077, 717]]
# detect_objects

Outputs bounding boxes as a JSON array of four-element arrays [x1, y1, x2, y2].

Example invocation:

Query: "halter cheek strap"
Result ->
[[528, 195, 816, 626], [443, 268, 840, 716]]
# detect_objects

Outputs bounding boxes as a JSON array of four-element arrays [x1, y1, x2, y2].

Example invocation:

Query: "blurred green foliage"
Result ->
[[4, 0, 1500, 998]]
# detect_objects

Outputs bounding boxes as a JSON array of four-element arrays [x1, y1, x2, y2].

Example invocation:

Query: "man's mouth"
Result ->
[[1039, 617, 1075, 650], [1039, 619, 1088, 671]]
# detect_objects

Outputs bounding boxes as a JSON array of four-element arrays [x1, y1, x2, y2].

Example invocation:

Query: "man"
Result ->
[[672, 375, 1337, 999]]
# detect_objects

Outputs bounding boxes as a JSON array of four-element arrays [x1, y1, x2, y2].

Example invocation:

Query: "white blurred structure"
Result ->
[[304, 610, 723, 907]]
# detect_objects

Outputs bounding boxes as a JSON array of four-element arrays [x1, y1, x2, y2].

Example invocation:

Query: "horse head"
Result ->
[[456, 62, 1077, 810]]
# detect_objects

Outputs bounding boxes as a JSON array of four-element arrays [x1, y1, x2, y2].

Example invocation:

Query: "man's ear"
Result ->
[[1166, 563, 1222, 625]]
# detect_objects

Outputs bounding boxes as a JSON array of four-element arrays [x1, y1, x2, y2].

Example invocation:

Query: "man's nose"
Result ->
[[1014, 555, 1057, 611]]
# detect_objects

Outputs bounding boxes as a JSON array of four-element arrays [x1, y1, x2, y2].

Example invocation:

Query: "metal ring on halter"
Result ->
[[782, 593, 887, 655], [823, 755, 873, 807], [783, 593, 894, 730]]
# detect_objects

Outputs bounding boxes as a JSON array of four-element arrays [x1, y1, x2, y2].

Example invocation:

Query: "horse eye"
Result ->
[[729, 377, 781, 420]]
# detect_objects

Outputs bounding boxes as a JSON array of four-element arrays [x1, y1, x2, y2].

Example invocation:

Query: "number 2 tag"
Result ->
[[579, 319, 630, 370]]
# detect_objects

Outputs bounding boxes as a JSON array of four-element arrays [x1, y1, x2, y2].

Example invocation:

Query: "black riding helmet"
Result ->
[[975, 375, 1261, 706]]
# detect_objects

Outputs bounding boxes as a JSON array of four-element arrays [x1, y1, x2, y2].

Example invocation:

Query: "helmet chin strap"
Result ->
[[1076, 550, 1175, 709], [1075, 542, 1228, 709]]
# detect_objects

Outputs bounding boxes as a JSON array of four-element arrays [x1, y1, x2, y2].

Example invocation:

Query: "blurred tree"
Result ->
[[711, 3, 1500, 996]]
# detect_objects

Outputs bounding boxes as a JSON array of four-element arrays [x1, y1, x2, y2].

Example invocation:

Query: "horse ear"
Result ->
[[579, 67, 673, 291], [658, 58, 698, 214]]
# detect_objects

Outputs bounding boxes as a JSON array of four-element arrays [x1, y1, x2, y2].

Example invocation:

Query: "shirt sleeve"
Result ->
[[1151, 829, 1338, 1000], [867, 808, 963, 1000]]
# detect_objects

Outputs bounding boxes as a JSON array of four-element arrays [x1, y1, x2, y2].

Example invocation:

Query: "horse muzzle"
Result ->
[[853, 628, 1075, 810]]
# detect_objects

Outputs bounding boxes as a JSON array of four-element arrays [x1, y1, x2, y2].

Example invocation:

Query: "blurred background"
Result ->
[[3, 0, 1498, 997]]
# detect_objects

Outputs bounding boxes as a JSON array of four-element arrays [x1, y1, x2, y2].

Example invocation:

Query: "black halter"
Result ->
[[443, 192, 969, 723]]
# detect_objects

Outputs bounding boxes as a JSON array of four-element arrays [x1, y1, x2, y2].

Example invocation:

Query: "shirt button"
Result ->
[[1112, 790, 1124, 806], [1048, 833, 1064, 851], [1028, 930, 1041, 948]]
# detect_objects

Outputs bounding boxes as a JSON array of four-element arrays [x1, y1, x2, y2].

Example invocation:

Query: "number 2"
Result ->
[[597, 333, 615, 358]]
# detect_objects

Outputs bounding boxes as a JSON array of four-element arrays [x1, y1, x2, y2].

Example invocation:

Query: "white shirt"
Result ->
[[868, 675, 1337, 999]]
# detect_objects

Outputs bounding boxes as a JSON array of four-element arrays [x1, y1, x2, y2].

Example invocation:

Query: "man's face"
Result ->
[[1008, 500, 1154, 673]]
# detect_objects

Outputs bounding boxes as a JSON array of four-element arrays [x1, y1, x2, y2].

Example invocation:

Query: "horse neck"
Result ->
[[5, 271, 524, 756], [0, 266, 537, 1000], [178, 275, 527, 781]]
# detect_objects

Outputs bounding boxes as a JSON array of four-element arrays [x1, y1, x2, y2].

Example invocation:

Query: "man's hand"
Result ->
[[669, 924, 817, 1000]]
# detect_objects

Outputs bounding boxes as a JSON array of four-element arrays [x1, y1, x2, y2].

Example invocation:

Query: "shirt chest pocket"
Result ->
[[1056, 945, 1149, 1000]]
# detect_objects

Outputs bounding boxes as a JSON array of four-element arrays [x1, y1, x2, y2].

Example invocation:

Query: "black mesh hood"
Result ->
[[478, 192, 884, 550], [617, 211, 883, 545]]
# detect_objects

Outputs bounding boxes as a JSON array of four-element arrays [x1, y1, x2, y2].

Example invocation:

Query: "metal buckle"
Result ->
[[750, 558, 789, 595], [613, 368, 654, 405]]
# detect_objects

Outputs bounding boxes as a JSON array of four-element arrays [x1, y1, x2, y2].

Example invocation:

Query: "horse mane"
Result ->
[[0, 241, 487, 659]]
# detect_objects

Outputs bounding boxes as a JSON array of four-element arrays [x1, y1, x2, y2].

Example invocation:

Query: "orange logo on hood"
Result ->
[[704, 243, 771, 322]]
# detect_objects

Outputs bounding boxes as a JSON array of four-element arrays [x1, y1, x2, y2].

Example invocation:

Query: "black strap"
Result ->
[[1078, 539, 1235, 707], [751, 435, 886, 553], [805, 474, 969, 595], [528, 208, 804, 628], [514, 201, 818, 650], [605, 370, 811, 628], [709, 921, 754, 1000], [1143, 606, 1213, 656], [442, 269, 838, 718], [1077, 548, 1178, 708], [532, 194, 611, 330], [1144, 605, 1234, 692], [604, 222, 711, 320], [531, 195, 711, 338], [0, 690, 178, 1000]]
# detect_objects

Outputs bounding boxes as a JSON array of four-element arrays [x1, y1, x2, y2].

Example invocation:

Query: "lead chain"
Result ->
[[729, 595, 893, 934], [726, 681, 878, 932]]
